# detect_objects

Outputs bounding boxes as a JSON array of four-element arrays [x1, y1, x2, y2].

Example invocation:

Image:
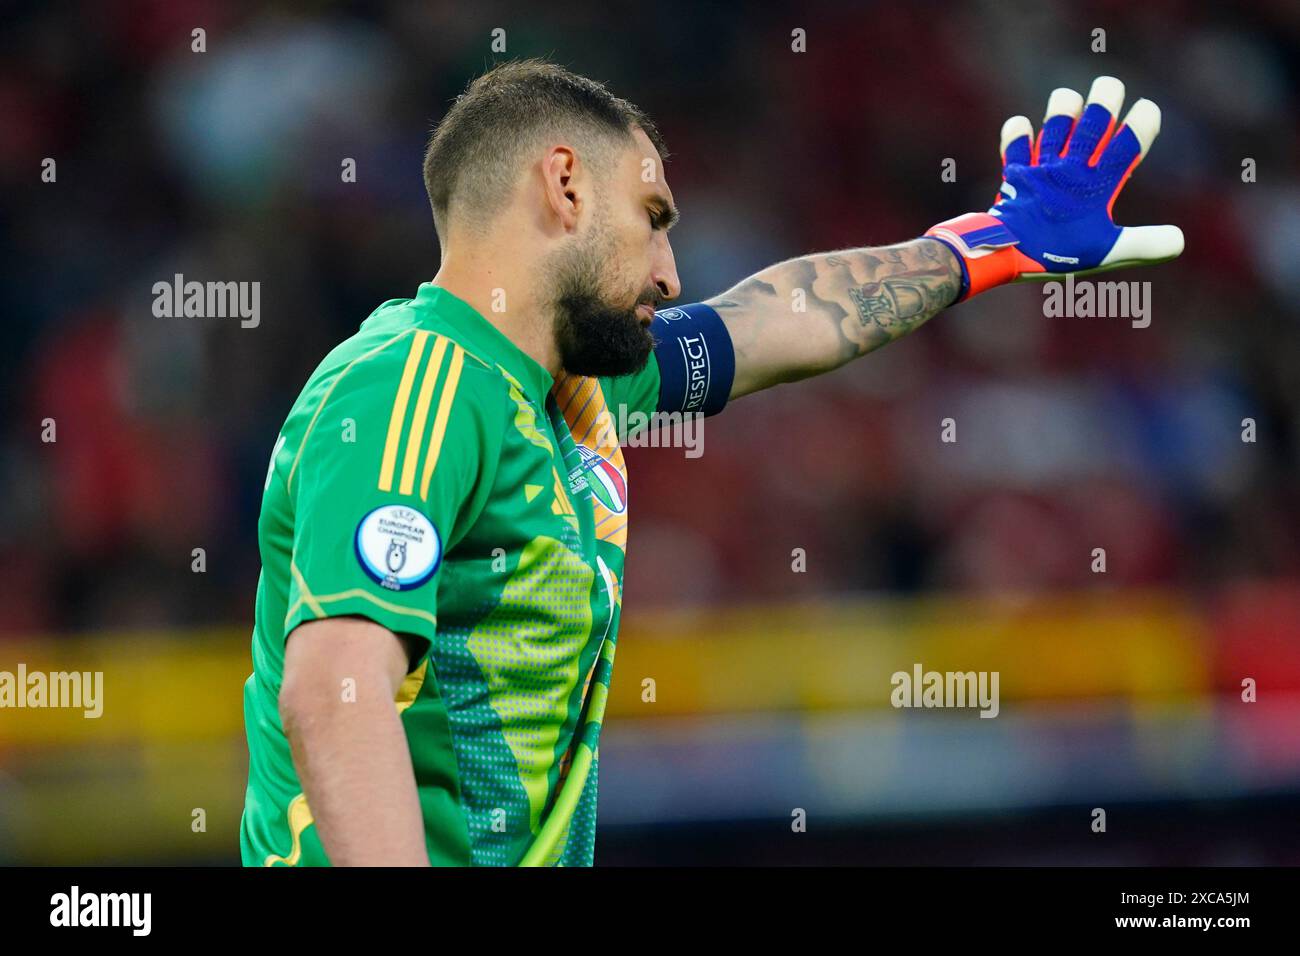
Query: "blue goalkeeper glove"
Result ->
[[926, 76, 1184, 301]]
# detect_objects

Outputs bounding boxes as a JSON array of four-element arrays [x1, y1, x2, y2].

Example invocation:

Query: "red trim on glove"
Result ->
[[925, 213, 1046, 300]]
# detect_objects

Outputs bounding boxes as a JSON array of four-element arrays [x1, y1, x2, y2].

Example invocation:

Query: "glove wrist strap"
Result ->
[[925, 212, 1027, 301]]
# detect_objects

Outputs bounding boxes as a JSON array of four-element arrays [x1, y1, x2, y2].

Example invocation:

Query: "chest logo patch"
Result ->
[[354, 504, 442, 590], [572, 445, 627, 514]]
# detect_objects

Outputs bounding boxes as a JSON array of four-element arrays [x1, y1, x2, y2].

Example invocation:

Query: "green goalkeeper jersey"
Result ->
[[241, 283, 660, 867]]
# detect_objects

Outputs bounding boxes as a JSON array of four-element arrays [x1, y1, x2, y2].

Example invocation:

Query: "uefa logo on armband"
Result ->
[[354, 504, 442, 590]]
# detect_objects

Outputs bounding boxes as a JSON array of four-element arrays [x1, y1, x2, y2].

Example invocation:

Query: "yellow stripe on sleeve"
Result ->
[[286, 329, 415, 494], [312, 588, 438, 627], [394, 659, 430, 714], [399, 337, 450, 496], [288, 560, 325, 619], [263, 793, 315, 867], [378, 330, 430, 492], [419, 344, 466, 500]]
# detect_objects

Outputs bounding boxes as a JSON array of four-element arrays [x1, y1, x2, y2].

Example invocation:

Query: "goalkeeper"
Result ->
[[240, 61, 1182, 866]]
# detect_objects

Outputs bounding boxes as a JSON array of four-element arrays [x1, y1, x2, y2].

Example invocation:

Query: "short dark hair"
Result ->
[[423, 59, 667, 239]]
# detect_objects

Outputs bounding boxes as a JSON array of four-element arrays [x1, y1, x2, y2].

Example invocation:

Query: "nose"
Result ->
[[652, 235, 681, 303]]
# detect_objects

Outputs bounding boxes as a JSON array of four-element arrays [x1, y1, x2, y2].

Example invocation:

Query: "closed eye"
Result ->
[[647, 199, 679, 232]]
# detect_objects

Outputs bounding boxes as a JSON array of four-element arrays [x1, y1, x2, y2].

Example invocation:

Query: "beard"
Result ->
[[548, 234, 658, 379]]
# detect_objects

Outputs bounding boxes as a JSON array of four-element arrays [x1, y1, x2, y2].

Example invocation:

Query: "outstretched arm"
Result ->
[[703, 76, 1183, 403], [710, 238, 961, 399]]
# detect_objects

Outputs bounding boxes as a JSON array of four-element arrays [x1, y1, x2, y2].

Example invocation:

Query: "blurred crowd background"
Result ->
[[1, 0, 1298, 865]]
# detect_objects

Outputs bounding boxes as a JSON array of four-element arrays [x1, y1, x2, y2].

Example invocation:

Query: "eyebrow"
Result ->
[[647, 197, 680, 231]]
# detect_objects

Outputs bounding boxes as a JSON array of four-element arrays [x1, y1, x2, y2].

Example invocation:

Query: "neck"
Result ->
[[431, 240, 561, 378]]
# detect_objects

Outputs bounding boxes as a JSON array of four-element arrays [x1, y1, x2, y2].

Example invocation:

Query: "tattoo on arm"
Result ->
[[829, 239, 958, 356], [709, 238, 962, 393]]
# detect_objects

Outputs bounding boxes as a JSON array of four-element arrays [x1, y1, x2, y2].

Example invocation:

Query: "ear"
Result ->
[[541, 145, 581, 232]]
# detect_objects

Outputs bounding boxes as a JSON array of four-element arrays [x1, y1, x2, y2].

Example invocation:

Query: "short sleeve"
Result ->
[[599, 354, 661, 443], [284, 332, 485, 653]]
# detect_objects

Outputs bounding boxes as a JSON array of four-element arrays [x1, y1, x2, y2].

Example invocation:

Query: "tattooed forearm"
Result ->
[[708, 238, 962, 399]]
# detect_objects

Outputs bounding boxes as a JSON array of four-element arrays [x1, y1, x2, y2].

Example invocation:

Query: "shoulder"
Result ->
[[278, 308, 526, 497], [291, 310, 510, 433]]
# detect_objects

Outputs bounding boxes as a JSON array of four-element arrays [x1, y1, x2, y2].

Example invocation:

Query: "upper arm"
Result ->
[[281, 617, 415, 717], [706, 265, 835, 398]]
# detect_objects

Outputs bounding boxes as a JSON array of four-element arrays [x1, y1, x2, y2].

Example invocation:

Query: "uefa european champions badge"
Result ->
[[354, 504, 442, 591]]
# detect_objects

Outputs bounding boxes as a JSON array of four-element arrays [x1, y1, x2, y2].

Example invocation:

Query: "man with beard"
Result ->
[[241, 61, 1181, 866]]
